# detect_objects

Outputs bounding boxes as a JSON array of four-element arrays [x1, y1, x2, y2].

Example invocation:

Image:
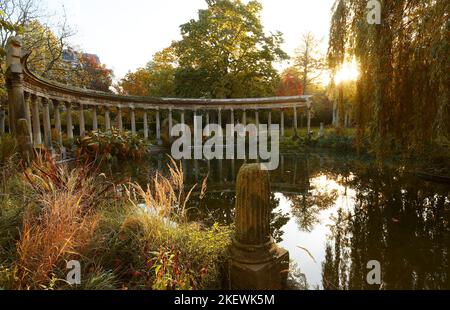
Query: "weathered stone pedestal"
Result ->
[[229, 164, 289, 290]]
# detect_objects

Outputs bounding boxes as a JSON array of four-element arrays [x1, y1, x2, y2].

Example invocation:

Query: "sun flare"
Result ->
[[334, 59, 359, 84]]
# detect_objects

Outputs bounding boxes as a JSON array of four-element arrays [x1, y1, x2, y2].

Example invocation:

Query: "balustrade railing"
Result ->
[[2, 36, 313, 155]]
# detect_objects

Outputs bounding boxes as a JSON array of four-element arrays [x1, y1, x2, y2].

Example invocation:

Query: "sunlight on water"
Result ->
[[276, 173, 357, 289]]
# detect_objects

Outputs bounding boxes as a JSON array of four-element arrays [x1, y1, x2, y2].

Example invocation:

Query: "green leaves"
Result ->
[[174, 0, 287, 99]]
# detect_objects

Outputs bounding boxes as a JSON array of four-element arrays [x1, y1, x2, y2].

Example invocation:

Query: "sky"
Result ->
[[41, 0, 336, 80]]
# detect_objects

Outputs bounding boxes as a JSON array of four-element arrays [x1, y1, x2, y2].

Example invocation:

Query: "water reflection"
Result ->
[[114, 152, 450, 290]]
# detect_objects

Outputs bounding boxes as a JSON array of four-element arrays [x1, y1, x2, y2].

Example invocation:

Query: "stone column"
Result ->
[[293, 107, 298, 138], [255, 110, 259, 134], [143, 111, 149, 139], [79, 103, 85, 137], [168, 108, 173, 141], [117, 107, 123, 132], [156, 109, 162, 145], [229, 164, 289, 290], [92, 106, 98, 131], [42, 98, 53, 149], [53, 100, 63, 146], [5, 36, 33, 159], [23, 92, 32, 140], [181, 110, 185, 125], [230, 109, 235, 126], [218, 108, 222, 125], [105, 107, 111, 130], [66, 102, 74, 140], [280, 109, 285, 138], [30, 95, 42, 145], [307, 102, 312, 138], [205, 110, 210, 136], [0, 107, 5, 135], [242, 109, 247, 125], [130, 108, 136, 134], [268, 110, 272, 137]]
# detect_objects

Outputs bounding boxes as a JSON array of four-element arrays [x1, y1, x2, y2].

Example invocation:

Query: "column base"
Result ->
[[229, 241, 289, 290]]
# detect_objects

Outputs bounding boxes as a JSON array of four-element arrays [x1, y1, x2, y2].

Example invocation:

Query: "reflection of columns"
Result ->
[[79, 104, 85, 137], [219, 160, 223, 184], [242, 109, 247, 125], [0, 107, 5, 135], [143, 111, 148, 139], [281, 109, 285, 138], [194, 159, 199, 181], [230, 109, 235, 126], [42, 98, 52, 149], [156, 109, 161, 145], [117, 107, 123, 132], [218, 109, 222, 128], [53, 100, 62, 146], [23, 93, 32, 139], [231, 159, 236, 180], [31, 95, 42, 145], [105, 107, 111, 130], [205, 110, 210, 136], [92, 106, 98, 131], [293, 107, 298, 137], [66, 102, 74, 140], [130, 108, 136, 134]]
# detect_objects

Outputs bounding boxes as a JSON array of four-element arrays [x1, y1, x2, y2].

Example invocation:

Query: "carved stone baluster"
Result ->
[[242, 109, 247, 125]]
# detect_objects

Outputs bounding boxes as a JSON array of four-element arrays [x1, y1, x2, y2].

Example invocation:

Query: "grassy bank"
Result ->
[[0, 149, 231, 290]]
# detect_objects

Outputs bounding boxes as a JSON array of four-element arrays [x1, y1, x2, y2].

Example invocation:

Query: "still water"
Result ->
[[116, 152, 450, 290]]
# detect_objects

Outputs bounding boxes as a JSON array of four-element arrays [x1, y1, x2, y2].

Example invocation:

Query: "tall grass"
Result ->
[[0, 152, 231, 290]]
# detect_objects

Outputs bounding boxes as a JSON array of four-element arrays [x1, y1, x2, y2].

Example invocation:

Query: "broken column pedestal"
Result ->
[[229, 164, 289, 290]]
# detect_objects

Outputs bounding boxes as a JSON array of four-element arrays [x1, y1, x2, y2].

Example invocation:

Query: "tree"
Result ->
[[78, 54, 113, 92], [328, 0, 450, 155], [116, 47, 176, 97], [173, 0, 288, 98], [293, 31, 325, 95], [277, 67, 303, 96]]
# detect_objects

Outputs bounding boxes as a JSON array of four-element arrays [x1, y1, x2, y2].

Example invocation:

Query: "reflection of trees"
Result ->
[[287, 189, 339, 232], [322, 164, 450, 290]]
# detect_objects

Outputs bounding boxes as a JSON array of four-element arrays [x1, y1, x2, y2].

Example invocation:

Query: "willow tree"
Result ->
[[328, 0, 450, 157]]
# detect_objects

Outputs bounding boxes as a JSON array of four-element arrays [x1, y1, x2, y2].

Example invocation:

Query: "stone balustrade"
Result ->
[[3, 37, 313, 152]]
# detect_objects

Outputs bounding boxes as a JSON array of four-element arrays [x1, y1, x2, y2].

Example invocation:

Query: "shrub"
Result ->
[[75, 129, 149, 162], [0, 134, 17, 165]]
